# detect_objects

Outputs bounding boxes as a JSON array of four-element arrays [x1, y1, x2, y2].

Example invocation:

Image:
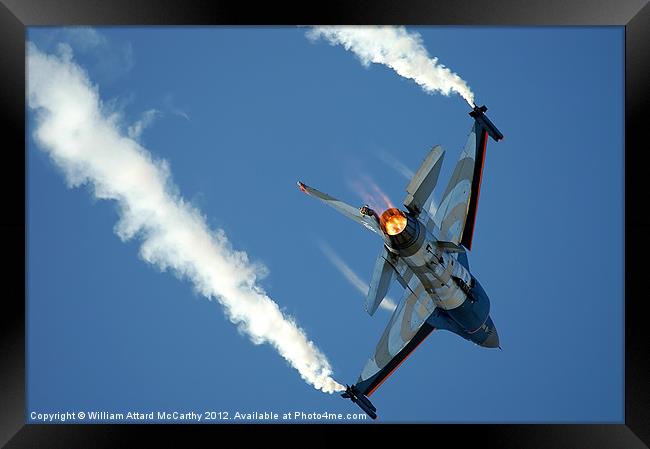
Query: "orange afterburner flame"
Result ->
[[380, 208, 407, 236]]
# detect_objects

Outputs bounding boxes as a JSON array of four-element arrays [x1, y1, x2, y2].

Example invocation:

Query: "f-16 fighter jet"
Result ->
[[298, 105, 503, 419]]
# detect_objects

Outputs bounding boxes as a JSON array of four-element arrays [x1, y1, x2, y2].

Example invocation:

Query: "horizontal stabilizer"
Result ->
[[297, 181, 382, 235]]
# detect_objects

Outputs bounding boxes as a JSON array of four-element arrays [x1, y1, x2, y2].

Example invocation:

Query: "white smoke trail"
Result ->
[[128, 108, 160, 140], [307, 26, 475, 106], [27, 43, 344, 394], [318, 241, 397, 312]]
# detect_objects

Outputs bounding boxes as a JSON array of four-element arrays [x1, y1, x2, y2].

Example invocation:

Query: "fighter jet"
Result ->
[[298, 105, 503, 419]]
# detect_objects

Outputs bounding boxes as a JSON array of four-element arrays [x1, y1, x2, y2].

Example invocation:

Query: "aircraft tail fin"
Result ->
[[403, 145, 445, 217]]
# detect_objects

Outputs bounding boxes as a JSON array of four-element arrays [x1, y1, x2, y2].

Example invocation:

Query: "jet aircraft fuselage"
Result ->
[[298, 105, 504, 418], [366, 206, 499, 349]]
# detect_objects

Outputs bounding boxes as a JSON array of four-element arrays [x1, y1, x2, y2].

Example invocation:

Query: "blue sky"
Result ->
[[27, 26, 623, 423]]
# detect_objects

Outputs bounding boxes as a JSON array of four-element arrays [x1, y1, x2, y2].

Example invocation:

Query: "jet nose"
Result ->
[[481, 327, 500, 348]]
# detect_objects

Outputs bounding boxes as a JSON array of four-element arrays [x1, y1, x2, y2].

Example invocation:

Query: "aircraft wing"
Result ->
[[433, 122, 488, 250], [297, 181, 382, 235], [354, 276, 437, 396], [434, 106, 503, 250]]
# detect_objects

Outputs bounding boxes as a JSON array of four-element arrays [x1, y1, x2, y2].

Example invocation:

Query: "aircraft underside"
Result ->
[[298, 105, 504, 419]]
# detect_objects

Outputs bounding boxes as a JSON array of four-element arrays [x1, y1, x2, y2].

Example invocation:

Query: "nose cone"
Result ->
[[481, 327, 500, 348]]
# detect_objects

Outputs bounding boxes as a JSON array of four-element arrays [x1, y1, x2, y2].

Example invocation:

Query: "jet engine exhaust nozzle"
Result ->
[[380, 208, 423, 255], [380, 208, 407, 236]]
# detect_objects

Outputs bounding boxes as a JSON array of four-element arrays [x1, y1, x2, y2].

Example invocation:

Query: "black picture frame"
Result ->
[[2, 1, 648, 447]]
